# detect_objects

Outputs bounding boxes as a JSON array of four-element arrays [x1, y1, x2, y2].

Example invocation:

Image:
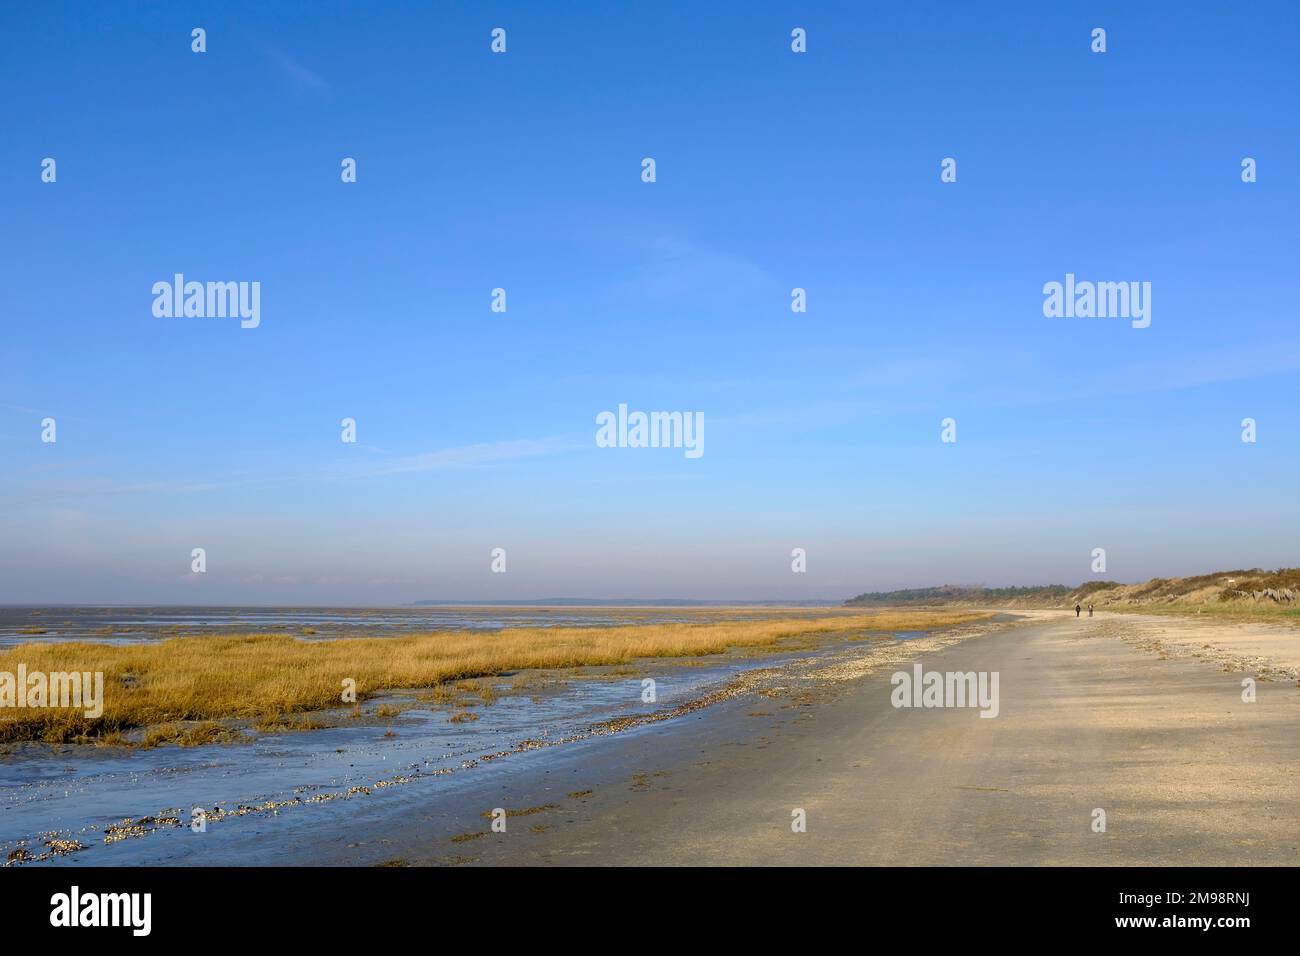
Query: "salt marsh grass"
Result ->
[[0, 610, 987, 744]]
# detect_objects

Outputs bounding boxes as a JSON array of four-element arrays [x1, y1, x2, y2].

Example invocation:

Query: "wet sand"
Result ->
[[337, 611, 1300, 866]]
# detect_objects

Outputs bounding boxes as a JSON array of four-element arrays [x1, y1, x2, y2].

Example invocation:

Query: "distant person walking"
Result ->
[[1088, 604, 1094, 617], [1075, 603, 1082, 617]]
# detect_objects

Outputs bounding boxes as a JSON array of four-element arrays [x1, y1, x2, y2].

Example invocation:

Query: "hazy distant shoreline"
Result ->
[[0, 604, 867, 649]]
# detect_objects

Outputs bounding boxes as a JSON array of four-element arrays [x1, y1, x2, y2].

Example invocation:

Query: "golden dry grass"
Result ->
[[0, 609, 987, 744]]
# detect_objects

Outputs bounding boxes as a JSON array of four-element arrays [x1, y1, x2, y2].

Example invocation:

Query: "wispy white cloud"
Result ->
[[335, 436, 583, 479], [0, 436, 582, 508], [268, 49, 329, 93], [967, 339, 1300, 410], [617, 235, 779, 305]]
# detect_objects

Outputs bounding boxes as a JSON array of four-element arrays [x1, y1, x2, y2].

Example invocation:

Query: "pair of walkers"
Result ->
[[1074, 603, 1094, 618]]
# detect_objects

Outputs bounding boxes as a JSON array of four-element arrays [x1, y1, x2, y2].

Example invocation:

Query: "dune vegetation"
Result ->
[[0, 609, 988, 745], [847, 569, 1300, 621]]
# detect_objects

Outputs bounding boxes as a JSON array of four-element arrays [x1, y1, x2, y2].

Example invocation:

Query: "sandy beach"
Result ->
[[190, 610, 1299, 867]]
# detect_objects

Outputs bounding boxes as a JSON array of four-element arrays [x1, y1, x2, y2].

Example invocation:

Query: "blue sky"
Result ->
[[2, 1, 1298, 604]]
